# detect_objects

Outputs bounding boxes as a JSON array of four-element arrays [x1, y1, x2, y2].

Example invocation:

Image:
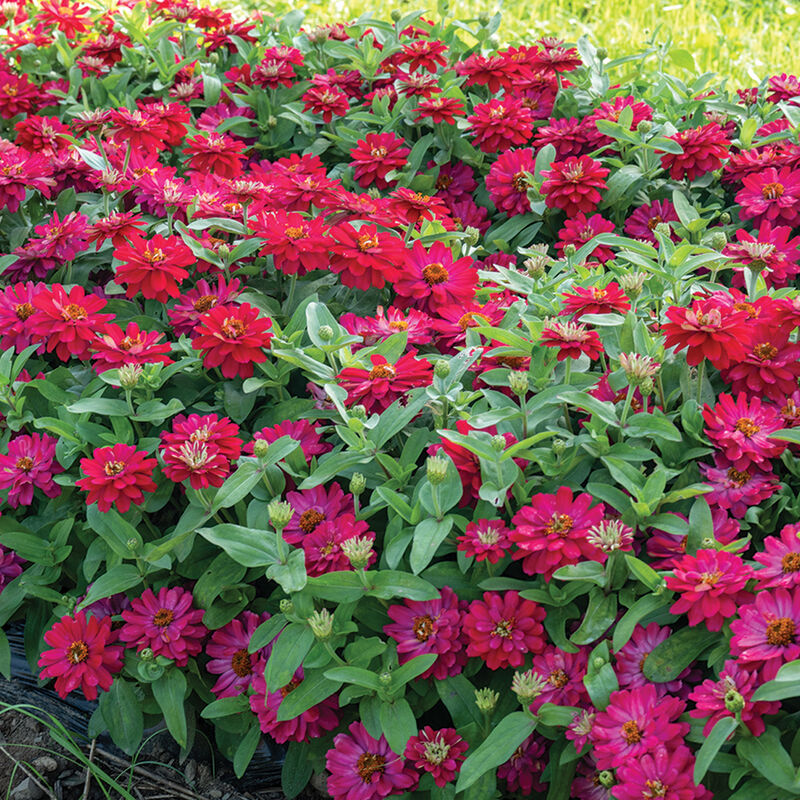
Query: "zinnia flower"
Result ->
[[456, 519, 511, 564], [700, 459, 780, 518], [462, 591, 546, 670], [328, 223, 405, 291], [467, 98, 534, 152], [540, 155, 609, 216], [120, 586, 207, 666], [302, 515, 376, 576], [113, 234, 193, 302], [325, 721, 417, 800], [613, 745, 710, 800], [485, 148, 536, 217], [350, 132, 410, 189], [206, 611, 271, 698], [167, 276, 242, 338], [560, 282, 630, 320], [528, 646, 589, 712], [497, 735, 547, 795], [38, 612, 123, 700], [90, 321, 173, 374], [540, 319, 604, 361], [183, 133, 246, 178], [76, 444, 157, 513], [0, 433, 62, 508], [660, 123, 730, 181], [556, 213, 616, 261], [736, 166, 800, 227], [282, 483, 354, 546], [624, 199, 680, 243], [404, 728, 468, 787], [754, 523, 800, 589]]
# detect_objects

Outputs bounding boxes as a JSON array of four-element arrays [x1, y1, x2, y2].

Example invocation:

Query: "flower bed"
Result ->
[[2, 2, 800, 799]]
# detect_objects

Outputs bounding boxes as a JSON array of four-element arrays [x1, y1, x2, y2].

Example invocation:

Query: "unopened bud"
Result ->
[[720, 212, 731, 225], [391, 8, 402, 20], [508, 370, 529, 397], [478, 10, 490, 24], [427, 455, 449, 485], [654, 222, 671, 238], [268, 499, 293, 530], [2, 3, 17, 19], [490, 434, 506, 452], [711, 231, 727, 250], [593, 656, 606, 669], [640, 376, 654, 396], [341, 535, 375, 569], [61, 595, 76, 611], [434, 360, 450, 378], [474, 687, 498, 713], [279, 598, 294, 615], [217, 243, 231, 261], [563, 243, 576, 258], [140, 647, 155, 661], [596, 47, 608, 60], [524, 254, 549, 277], [598, 771, 616, 789], [618, 352, 660, 386], [636, 120, 652, 134], [118, 363, 142, 390], [379, 671, 392, 686], [464, 226, 480, 246], [511, 669, 548, 704], [126, 538, 138, 551], [318, 325, 334, 341], [351, 404, 367, 420], [368, 187, 381, 199], [267, 115, 277, 128], [618, 271, 646, 299], [252, 439, 269, 458], [724, 689, 746, 713], [701, 536, 717, 549], [308, 608, 334, 640], [349, 472, 366, 496]]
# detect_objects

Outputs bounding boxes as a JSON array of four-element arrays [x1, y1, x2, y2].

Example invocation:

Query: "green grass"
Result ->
[[265, 0, 799, 85]]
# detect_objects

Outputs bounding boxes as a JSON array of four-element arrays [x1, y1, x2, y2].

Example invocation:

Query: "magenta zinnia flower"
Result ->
[[702, 393, 786, 471], [38, 612, 123, 700], [0, 433, 62, 508], [462, 591, 546, 670], [736, 166, 800, 227], [510, 487, 606, 580], [76, 444, 157, 513], [497, 735, 547, 795], [466, 97, 534, 153], [302, 515, 376, 576], [624, 199, 680, 243], [404, 727, 468, 787], [120, 586, 207, 666], [613, 745, 710, 800], [556, 213, 616, 262], [384, 586, 467, 680], [665, 549, 755, 631], [206, 611, 271, 698], [456, 519, 511, 564], [730, 587, 800, 676], [754, 523, 800, 589], [528, 645, 589, 712], [540, 319, 604, 362], [326, 721, 417, 800], [485, 147, 536, 217], [614, 623, 689, 694], [660, 123, 730, 181], [282, 482, 354, 546], [540, 155, 609, 216], [699, 458, 780, 518], [0, 546, 24, 593]]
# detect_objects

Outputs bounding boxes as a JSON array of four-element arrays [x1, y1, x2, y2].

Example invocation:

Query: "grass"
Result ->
[[261, 0, 798, 85]]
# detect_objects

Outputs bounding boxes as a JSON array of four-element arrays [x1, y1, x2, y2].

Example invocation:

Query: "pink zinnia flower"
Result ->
[[404, 727, 468, 787], [528, 646, 589, 712], [326, 721, 417, 800], [485, 147, 536, 217], [0, 433, 62, 508], [624, 199, 680, 243], [0, 281, 45, 352], [457, 519, 510, 564], [283, 483, 353, 546], [90, 321, 173, 374], [510, 487, 605, 580], [466, 98, 534, 153], [120, 586, 206, 666], [665, 549, 755, 631], [0, 546, 24, 593], [350, 132, 410, 189], [384, 586, 467, 680], [730, 587, 800, 676], [736, 167, 800, 227], [540, 319, 604, 361], [614, 745, 711, 800], [754, 523, 800, 589], [167, 276, 242, 338], [725, 221, 800, 289], [497, 735, 547, 795], [702, 393, 786, 471], [302, 515, 376, 576], [205, 611, 271, 698], [560, 282, 631, 320], [76, 444, 157, 513], [591, 685, 688, 769], [614, 623, 690, 694], [689, 658, 780, 736], [245, 419, 331, 463], [250, 668, 340, 743], [700, 458, 780, 518], [462, 591, 546, 670], [38, 612, 123, 700]]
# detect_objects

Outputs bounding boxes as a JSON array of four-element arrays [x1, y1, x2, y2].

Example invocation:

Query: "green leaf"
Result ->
[[76, 565, 143, 611], [623, 412, 682, 442], [265, 623, 314, 692], [152, 669, 188, 747], [266, 547, 307, 593], [389, 653, 437, 687], [100, 679, 144, 755], [196, 524, 277, 567], [66, 397, 131, 416], [379, 698, 417, 755], [409, 517, 454, 574], [201, 695, 250, 719], [552, 562, 606, 587], [571, 588, 617, 645], [277, 673, 342, 721], [86, 505, 142, 557], [583, 641, 618, 709], [234, 722, 262, 778], [694, 716, 738, 784], [455, 712, 537, 792], [210, 462, 264, 511], [752, 659, 800, 701], [687, 497, 714, 554], [436, 675, 484, 728], [612, 593, 672, 651], [282, 741, 312, 799], [368, 570, 440, 601], [249, 614, 286, 653], [625, 555, 664, 591], [324, 666, 380, 691], [736, 728, 800, 792], [642, 626, 714, 683]]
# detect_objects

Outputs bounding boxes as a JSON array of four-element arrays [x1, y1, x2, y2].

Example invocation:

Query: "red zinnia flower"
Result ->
[[0, 148, 55, 213], [120, 586, 206, 666], [666, 549, 755, 631], [485, 147, 536, 217], [736, 166, 800, 227], [724, 221, 800, 289], [328, 223, 405, 291], [350, 132, 410, 189], [393, 241, 477, 313], [510, 487, 606, 580], [0, 281, 45, 352], [498, 735, 548, 795], [246, 419, 331, 463], [466, 98, 534, 153], [90, 321, 172, 374], [109, 107, 169, 152], [624, 199, 680, 243], [167, 276, 242, 338], [455, 53, 514, 93], [254, 210, 329, 276], [302, 85, 350, 122], [384, 586, 468, 680], [0, 433, 62, 508], [462, 591, 546, 670], [540, 318, 604, 361], [533, 116, 591, 158], [614, 746, 710, 800], [405, 728, 468, 787], [397, 39, 448, 72], [336, 352, 433, 414], [76, 444, 157, 513], [415, 96, 465, 125], [754, 523, 800, 589], [38, 612, 123, 701], [660, 123, 730, 181], [193, 303, 273, 379], [302, 515, 376, 576], [387, 187, 449, 226], [30, 284, 114, 361], [86, 212, 147, 250], [457, 519, 511, 564], [703, 393, 786, 471], [540, 155, 609, 216], [556, 213, 616, 262], [183, 133, 246, 178], [341, 306, 434, 349], [662, 298, 749, 369], [114, 234, 193, 302], [560, 282, 630, 319]]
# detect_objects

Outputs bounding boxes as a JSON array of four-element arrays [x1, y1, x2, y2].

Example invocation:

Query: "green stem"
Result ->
[[324, 641, 347, 666], [564, 359, 572, 386], [695, 359, 706, 405], [619, 384, 635, 427]]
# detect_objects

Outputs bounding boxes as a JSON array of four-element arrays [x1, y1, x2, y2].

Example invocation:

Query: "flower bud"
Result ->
[[318, 325, 334, 341], [434, 360, 450, 379], [701, 536, 717, 549], [61, 595, 77, 611], [636, 119, 652, 134], [279, 598, 294, 615], [427, 455, 449, 485], [217, 243, 231, 261], [724, 689, 746, 713], [267, 115, 278, 128], [2, 3, 17, 19], [464, 226, 481, 246], [118, 363, 143, 390], [596, 46, 608, 60], [508, 370, 529, 397], [268, 499, 293, 530], [140, 647, 155, 661], [552, 438, 566, 456], [618, 271, 646, 299], [341, 535, 375, 569], [490, 434, 506, 452], [639, 376, 655, 397], [511, 669, 548, 704], [478, 10, 490, 24], [563, 243, 576, 258], [598, 771, 616, 789], [618, 352, 660, 386], [252, 439, 269, 459], [379, 671, 393, 686], [126, 538, 139, 551], [350, 404, 367, 420], [720, 211, 731, 225], [593, 656, 606, 669], [308, 608, 334, 640], [391, 8, 402, 20], [524, 256, 546, 278], [349, 472, 366, 496], [474, 687, 498, 713], [654, 222, 672, 238], [711, 231, 727, 250]]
